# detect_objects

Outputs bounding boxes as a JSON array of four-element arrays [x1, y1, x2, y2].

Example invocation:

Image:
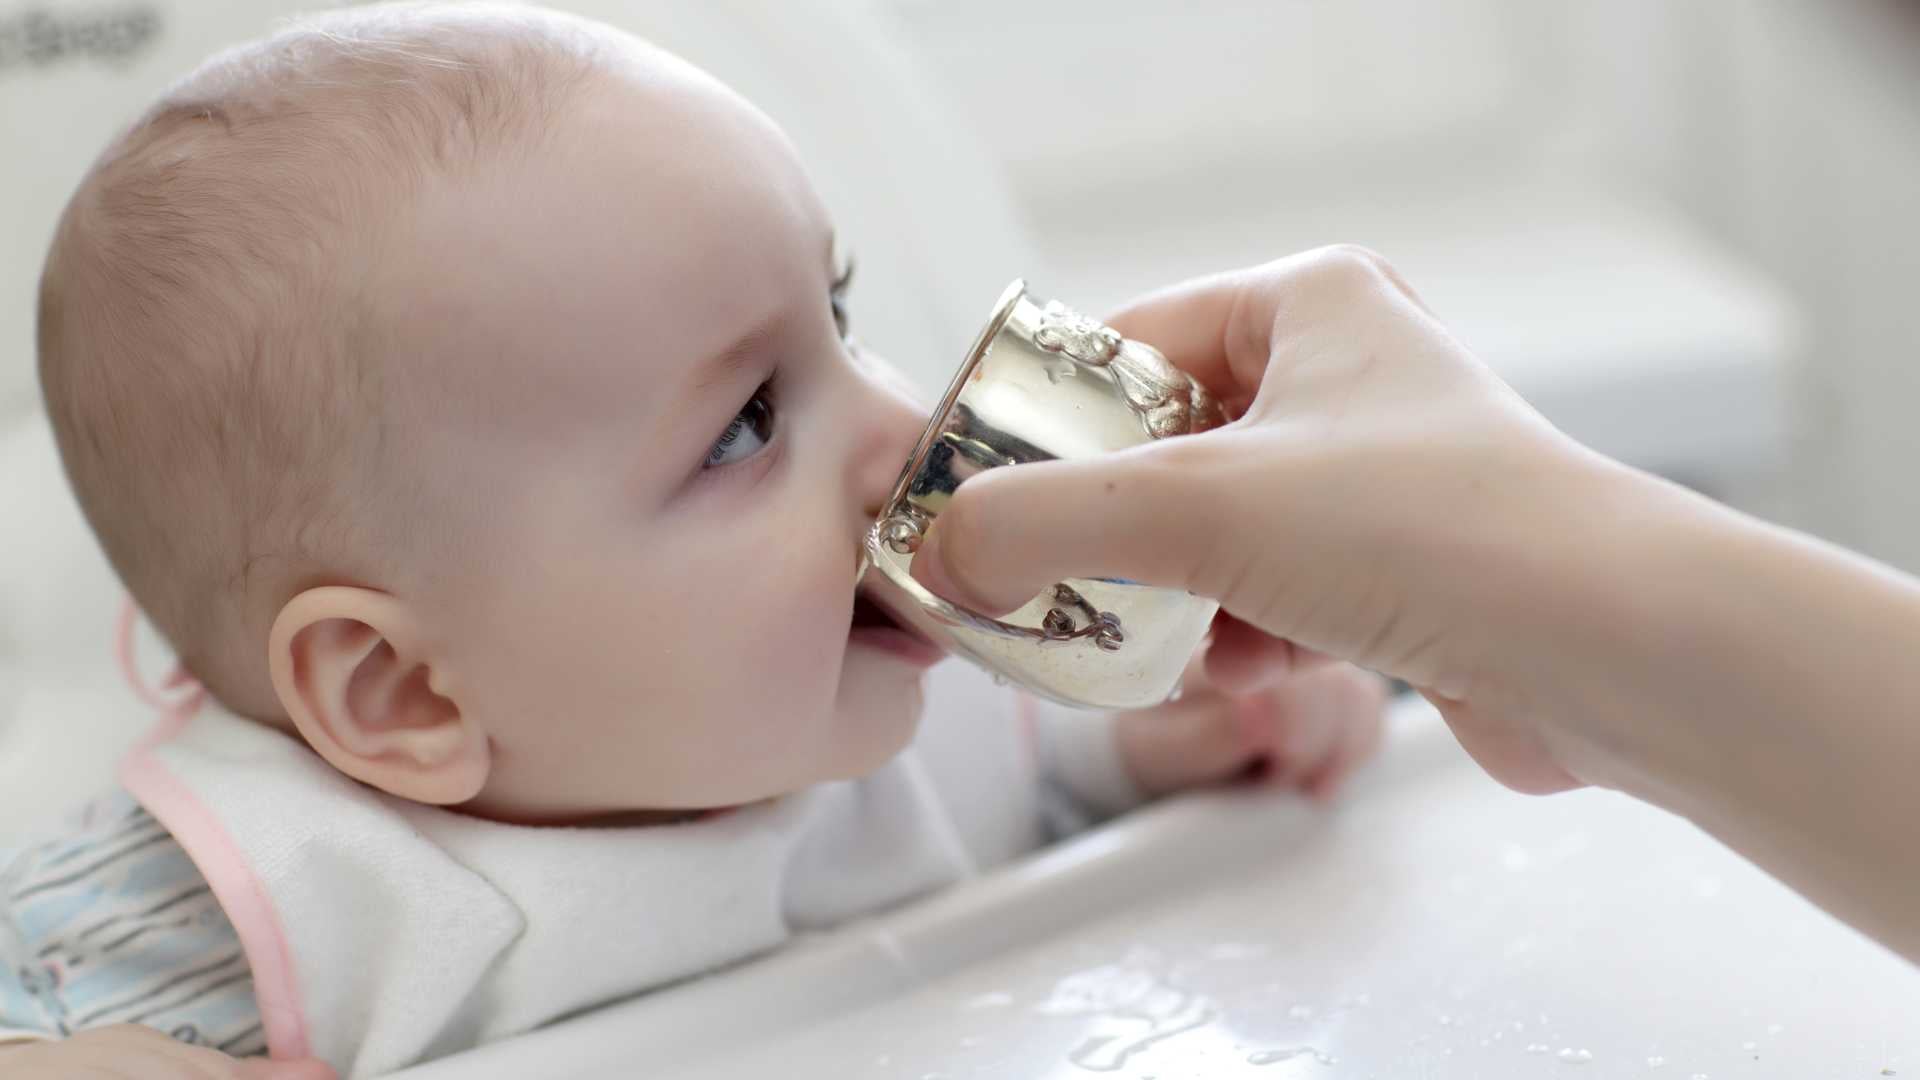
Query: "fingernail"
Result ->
[[1306, 760, 1353, 803]]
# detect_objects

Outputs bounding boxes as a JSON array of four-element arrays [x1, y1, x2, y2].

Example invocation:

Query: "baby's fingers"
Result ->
[[1203, 613, 1333, 696], [1120, 665, 1390, 800], [3, 1024, 333, 1080], [1303, 696, 1387, 801], [1264, 665, 1388, 797], [240, 1055, 337, 1080], [1245, 690, 1336, 788], [1115, 692, 1259, 797]]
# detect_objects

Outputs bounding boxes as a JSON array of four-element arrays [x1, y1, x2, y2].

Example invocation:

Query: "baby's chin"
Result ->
[[825, 662, 929, 781]]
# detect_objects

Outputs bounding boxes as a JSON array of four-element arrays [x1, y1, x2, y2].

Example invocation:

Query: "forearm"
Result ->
[[1515, 464, 1920, 960]]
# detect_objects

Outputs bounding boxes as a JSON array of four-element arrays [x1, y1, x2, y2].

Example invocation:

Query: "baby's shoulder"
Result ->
[[2, 789, 185, 901], [0, 790, 260, 1053]]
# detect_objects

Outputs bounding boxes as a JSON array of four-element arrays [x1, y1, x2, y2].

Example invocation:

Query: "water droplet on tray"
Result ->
[[1558, 1048, 1593, 1065], [1647, 1056, 1666, 1068], [1527, 1044, 1551, 1055], [1248, 1046, 1334, 1066]]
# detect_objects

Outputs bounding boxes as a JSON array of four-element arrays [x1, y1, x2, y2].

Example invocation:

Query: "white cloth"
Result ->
[[107, 659, 1142, 1077]]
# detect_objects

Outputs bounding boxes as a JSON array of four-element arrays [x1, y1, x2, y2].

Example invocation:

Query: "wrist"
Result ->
[[1504, 461, 1920, 958], [1459, 451, 1722, 794], [1493, 452, 1920, 810]]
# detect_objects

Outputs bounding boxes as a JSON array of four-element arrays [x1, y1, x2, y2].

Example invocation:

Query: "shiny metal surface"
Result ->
[[865, 280, 1225, 710]]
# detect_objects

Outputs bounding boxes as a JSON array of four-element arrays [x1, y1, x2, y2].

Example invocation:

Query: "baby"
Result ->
[[2, 4, 1384, 1077]]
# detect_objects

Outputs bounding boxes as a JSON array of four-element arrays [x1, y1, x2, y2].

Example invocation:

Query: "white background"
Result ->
[[6, 1, 1920, 564]]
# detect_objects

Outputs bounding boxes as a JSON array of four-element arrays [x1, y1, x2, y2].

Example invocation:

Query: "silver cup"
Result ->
[[863, 280, 1226, 709]]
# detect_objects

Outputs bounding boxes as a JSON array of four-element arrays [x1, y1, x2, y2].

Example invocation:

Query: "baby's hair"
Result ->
[[37, 2, 612, 717]]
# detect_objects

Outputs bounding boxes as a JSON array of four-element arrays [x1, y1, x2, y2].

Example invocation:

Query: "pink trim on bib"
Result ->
[[114, 600, 311, 1062]]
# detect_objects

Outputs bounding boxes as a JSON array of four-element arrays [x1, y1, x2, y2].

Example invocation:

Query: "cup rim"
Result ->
[[877, 277, 1028, 521]]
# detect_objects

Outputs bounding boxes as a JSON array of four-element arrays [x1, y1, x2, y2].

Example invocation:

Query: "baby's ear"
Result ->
[[268, 587, 489, 805]]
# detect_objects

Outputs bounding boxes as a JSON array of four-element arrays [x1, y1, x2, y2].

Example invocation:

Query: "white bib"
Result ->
[[119, 703, 976, 1077]]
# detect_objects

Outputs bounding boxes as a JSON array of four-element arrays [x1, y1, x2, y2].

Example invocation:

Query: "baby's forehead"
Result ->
[[381, 69, 833, 439]]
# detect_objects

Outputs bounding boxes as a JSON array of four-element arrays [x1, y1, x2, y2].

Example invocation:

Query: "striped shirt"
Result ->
[[0, 789, 260, 1054]]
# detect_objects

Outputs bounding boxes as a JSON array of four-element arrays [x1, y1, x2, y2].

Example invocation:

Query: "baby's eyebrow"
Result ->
[[685, 304, 784, 403]]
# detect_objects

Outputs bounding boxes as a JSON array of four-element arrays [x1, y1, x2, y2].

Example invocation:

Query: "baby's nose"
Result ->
[[848, 350, 931, 521]]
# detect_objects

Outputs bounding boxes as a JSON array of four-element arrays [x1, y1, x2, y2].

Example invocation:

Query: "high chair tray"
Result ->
[[393, 700, 1916, 1079]]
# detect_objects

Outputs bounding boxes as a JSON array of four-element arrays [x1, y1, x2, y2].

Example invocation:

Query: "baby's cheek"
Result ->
[[771, 528, 855, 627], [775, 569, 853, 676]]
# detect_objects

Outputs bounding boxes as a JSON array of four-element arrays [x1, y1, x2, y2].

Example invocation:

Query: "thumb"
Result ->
[[909, 437, 1230, 616]]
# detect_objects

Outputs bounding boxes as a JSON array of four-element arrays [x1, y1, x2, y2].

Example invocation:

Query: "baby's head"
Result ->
[[38, 2, 940, 822]]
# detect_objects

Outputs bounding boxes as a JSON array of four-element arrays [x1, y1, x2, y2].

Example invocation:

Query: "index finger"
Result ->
[[1103, 265, 1265, 412], [1105, 247, 1433, 412]]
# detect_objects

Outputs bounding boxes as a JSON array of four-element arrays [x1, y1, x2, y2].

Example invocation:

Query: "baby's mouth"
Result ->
[[849, 585, 947, 666], [850, 591, 902, 632]]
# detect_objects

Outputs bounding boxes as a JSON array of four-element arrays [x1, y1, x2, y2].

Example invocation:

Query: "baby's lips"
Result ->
[[855, 560, 949, 654]]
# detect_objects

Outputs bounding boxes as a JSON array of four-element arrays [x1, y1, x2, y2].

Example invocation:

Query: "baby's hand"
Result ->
[[0, 1024, 334, 1080], [1116, 661, 1387, 802]]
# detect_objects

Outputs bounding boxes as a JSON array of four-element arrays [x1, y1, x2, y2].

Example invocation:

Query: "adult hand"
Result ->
[[911, 247, 1920, 962], [912, 247, 1617, 794]]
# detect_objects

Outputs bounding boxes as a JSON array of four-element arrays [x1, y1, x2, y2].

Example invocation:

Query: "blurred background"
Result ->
[[6, 0, 1920, 560], [883, 0, 1920, 568], [2, 0, 1919, 690]]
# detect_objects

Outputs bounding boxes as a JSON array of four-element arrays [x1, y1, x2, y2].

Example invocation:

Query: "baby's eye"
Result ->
[[705, 381, 776, 468]]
